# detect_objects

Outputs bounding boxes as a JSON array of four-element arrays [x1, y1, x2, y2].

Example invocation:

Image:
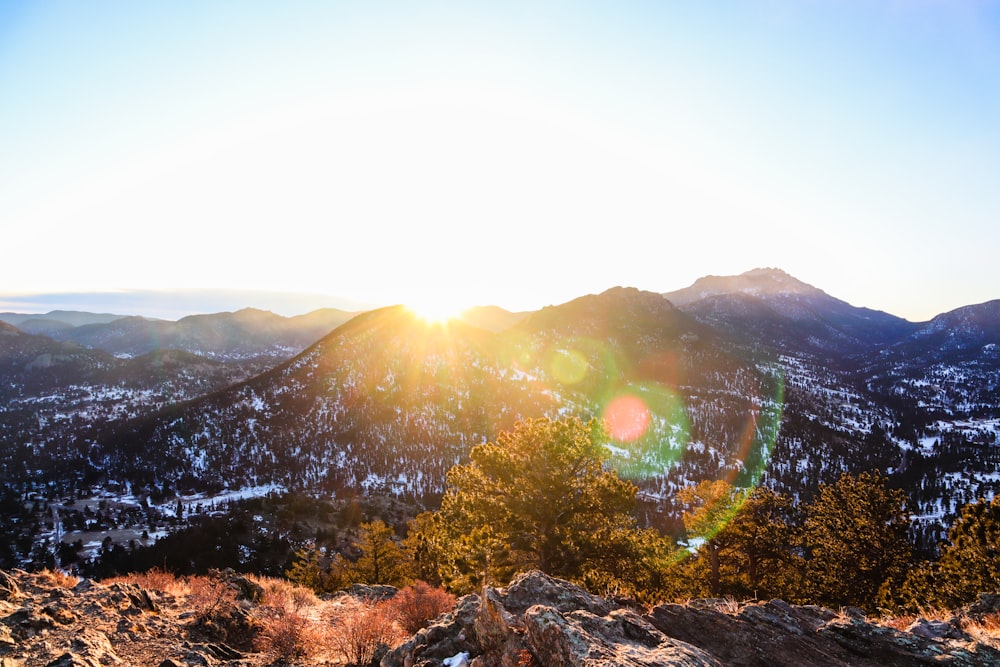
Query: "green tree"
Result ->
[[285, 541, 351, 594], [426, 417, 653, 593], [899, 497, 1000, 611], [723, 486, 801, 601], [402, 511, 446, 587], [350, 519, 410, 587], [802, 471, 912, 611], [677, 480, 745, 596], [285, 542, 325, 592], [676, 482, 799, 600]]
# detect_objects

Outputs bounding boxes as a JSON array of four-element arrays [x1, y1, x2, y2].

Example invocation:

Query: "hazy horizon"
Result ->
[[2, 268, 994, 323]]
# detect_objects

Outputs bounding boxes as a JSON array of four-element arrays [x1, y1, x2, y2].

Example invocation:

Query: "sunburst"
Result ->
[[405, 298, 468, 325]]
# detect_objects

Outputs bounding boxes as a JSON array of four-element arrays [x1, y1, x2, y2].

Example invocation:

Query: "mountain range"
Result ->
[[1, 268, 998, 565]]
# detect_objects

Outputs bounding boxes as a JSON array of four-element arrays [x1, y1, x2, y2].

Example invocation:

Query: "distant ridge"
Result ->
[[0, 309, 127, 328]]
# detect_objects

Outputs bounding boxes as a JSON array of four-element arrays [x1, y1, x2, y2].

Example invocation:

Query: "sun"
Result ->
[[405, 298, 469, 325]]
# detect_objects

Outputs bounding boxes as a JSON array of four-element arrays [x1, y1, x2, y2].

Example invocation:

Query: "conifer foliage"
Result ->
[[419, 416, 666, 593], [900, 497, 1000, 611], [675, 482, 800, 601], [802, 470, 912, 610]]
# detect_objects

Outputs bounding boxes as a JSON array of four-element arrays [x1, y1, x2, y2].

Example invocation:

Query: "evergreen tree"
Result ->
[[286, 542, 325, 592], [677, 480, 745, 596], [899, 497, 1000, 611], [723, 486, 801, 601], [350, 519, 410, 587], [403, 511, 446, 587], [425, 417, 658, 594], [802, 470, 912, 611], [676, 482, 799, 600]]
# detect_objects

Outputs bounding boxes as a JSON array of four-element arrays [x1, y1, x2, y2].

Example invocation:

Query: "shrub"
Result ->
[[389, 580, 456, 634], [254, 607, 329, 664], [187, 571, 239, 625], [331, 600, 404, 667], [120, 567, 184, 596], [254, 575, 319, 613]]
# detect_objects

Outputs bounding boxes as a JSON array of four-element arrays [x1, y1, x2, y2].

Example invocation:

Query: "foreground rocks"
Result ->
[[0, 569, 259, 667], [383, 571, 1000, 667], [3, 568, 1000, 666]]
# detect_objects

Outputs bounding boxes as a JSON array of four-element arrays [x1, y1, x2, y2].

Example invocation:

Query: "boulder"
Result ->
[[346, 583, 399, 602], [382, 594, 483, 667], [385, 571, 1000, 667], [522, 605, 720, 667]]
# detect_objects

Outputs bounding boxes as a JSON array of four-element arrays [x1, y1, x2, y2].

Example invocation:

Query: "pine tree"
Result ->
[[723, 486, 800, 601], [402, 512, 445, 587], [677, 480, 745, 596], [802, 470, 912, 611], [425, 417, 654, 594], [676, 482, 799, 600], [350, 520, 410, 587], [900, 497, 1000, 611], [285, 542, 325, 592]]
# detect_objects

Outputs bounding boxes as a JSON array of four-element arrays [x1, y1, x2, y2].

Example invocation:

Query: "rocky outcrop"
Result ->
[[384, 572, 721, 667], [0, 570, 250, 667], [4, 568, 1000, 666], [383, 571, 1000, 667]]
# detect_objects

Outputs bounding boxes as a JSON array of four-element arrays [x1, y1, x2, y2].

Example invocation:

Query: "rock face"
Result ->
[[0, 570, 252, 667], [3, 568, 1000, 666], [383, 571, 1000, 667]]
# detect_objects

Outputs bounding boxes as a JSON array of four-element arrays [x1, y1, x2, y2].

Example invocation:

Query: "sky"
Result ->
[[2, 1, 999, 322]]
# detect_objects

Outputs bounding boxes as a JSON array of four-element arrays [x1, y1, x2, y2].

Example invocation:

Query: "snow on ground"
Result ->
[[157, 484, 286, 516]]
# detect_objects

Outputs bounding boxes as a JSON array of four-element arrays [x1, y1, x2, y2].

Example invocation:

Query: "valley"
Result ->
[[1, 269, 998, 574]]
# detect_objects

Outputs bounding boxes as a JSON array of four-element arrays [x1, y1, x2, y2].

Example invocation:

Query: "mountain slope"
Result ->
[[85, 289, 775, 508], [0, 323, 262, 485], [664, 268, 918, 360]]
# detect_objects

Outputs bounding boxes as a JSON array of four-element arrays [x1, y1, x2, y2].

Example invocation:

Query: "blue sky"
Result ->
[[2, 1, 998, 320]]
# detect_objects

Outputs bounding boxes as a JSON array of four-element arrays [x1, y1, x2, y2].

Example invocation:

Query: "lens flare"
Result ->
[[601, 382, 690, 481], [604, 394, 651, 442], [549, 348, 589, 385], [521, 325, 785, 564]]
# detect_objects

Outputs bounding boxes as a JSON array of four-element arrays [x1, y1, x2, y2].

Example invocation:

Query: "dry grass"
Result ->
[[880, 606, 951, 632], [107, 567, 189, 597], [881, 614, 918, 632], [960, 612, 1000, 648], [38, 568, 80, 589], [880, 607, 1000, 649], [715, 597, 741, 614], [250, 573, 320, 613]]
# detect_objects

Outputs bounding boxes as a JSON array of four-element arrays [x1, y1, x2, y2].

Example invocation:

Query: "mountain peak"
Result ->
[[664, 268, 825, 307]]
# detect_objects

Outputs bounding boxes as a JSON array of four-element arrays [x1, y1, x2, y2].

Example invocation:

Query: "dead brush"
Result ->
[[880, 606, 955, 635], [960, 611, 1000, 647], [186, 571, 239, 625], [389, 581, 456, 634], [881, 614, 918, 632], [38, 568, 79, 589], [328, 599, 405, 667], [263, 577, 318, 613], [253, 605, 332, 664], [116, 567, 186, 596]]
